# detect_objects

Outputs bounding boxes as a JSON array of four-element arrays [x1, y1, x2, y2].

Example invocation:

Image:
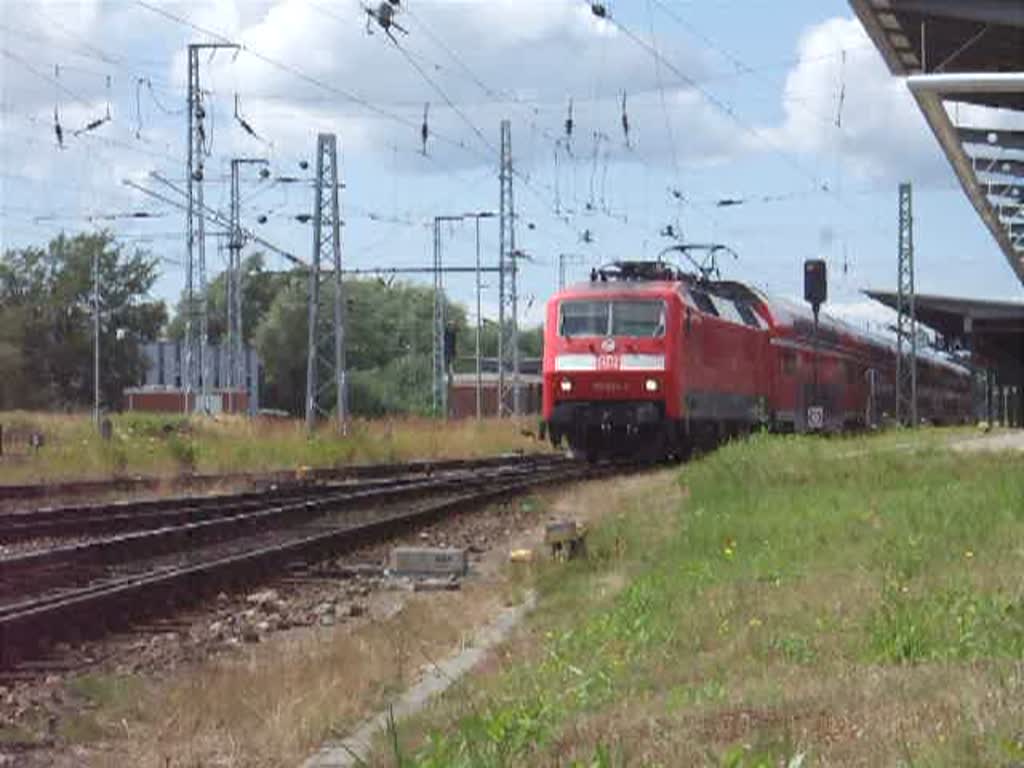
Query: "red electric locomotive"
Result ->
[[542, 260, 972, 459]]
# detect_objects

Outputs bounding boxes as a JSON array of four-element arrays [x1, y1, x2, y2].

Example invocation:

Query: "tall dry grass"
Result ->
[[75, 587, 509, 768], [0, 411, 546, 484]]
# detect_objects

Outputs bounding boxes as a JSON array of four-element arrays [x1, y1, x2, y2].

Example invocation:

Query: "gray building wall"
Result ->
[[140, 341, 261, 413]]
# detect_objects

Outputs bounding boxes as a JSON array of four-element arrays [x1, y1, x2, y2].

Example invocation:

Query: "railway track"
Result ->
[[0, 454, 558, 542], [0, 453, 550, 504], [0, 454, 612, 669]]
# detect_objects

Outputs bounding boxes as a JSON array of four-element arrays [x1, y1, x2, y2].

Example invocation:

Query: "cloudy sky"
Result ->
[[2, 0, 1022, 332]]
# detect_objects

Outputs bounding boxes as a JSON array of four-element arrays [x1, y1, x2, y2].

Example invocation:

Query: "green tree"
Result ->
[[252, 275, 309, 414], [454, 321, 543, 373], [0, 231, 167, 410], [0, 304, 31, 409], [252, 277, 468, 416], [166, 252, 289, 344], [159, 254, 541, 416]]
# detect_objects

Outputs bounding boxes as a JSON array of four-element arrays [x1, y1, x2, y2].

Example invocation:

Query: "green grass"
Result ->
[[381, 431, 1024, 766], [0, 411, 547, 483]]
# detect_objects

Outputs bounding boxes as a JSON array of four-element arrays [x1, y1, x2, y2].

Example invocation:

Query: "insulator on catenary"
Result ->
[[234, 94, 263, 140], [421, 102, 429, 155], [53, 107, 64, 148], [621, 91, 630, 148], [53, 65, 64, 148]]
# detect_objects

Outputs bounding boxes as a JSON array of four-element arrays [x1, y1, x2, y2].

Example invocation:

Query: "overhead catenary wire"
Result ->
[[596, 4, 826, 191], [7, 0, 893, 283], [73, 75, 113, 136], [5, 110, 182, 166], [401, 5, 518, 106], [382, 33, 497, 157], [644, 0, 682, 190], [134, 0, 484, 161]]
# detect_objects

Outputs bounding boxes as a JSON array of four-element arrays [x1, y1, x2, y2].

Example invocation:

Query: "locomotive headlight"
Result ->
[[559, 378, 573, 393], [644, 378, 660, 393]]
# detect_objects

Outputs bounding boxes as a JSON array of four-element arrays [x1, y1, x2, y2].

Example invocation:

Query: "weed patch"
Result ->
[[392, 432, 1024, 766], [866, 580, 1024, 663]]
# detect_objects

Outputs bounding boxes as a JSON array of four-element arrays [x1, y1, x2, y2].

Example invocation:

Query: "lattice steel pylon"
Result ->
[[432, 215, 463, 417], [896, 182, 918, 427], [304, 133, 348, 433], [227, 157, 266, 414], [185, 42, 237, 414], [432, 217, 445, 416], [497, 119, 520, 417]]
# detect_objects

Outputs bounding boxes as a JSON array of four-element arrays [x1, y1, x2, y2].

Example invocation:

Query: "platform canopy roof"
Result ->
[[864, 289, 1024, 377], [849, 0, 1024, 285]]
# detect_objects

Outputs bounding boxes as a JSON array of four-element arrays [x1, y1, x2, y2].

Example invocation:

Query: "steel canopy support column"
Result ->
[[896, 182, 918, 426]]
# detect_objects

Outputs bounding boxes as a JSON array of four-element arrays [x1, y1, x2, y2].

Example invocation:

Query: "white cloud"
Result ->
[[176, 0, 742, 170], [771, 16, 945, 181]]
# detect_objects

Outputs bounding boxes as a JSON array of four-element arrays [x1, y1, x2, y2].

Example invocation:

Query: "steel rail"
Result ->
[[0, 461, 607, 667], [0, 452, 556, 503], [0, 483, 367, 541], [0, 463, 547, 541], [0, 460, 566, 601]]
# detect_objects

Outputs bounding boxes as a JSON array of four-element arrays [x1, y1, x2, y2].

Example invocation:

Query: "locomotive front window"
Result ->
[[560, 301, 611, 337], [611, 300, 665, 337], [559, 300, 665, 338]]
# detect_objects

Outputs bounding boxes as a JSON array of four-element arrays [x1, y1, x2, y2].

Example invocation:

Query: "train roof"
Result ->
[[764, 294, 970, 375], [550, 264, 970, 376], [557, 279, 681, 297]]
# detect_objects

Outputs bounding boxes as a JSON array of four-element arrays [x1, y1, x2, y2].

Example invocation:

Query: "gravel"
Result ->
[[0, 493, 549, 758]]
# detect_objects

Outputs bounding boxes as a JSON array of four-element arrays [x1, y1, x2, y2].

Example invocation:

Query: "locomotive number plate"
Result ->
[[596, 354, 620, 371]]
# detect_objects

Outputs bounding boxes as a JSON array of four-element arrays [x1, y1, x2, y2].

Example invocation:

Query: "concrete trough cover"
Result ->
[[390, 547, 467, 577], [545, 519, 582, 544]]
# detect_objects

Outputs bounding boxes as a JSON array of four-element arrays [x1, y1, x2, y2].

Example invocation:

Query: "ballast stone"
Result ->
[[390, 547, 468, 577]]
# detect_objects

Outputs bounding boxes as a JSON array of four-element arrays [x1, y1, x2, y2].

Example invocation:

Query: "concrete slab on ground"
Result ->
[[390, 547, 467, 577], [952, 431, 1024, 453]]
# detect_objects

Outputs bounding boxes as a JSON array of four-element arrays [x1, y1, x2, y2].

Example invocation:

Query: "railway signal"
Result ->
[[804, 259, 827, 430], [804, 259, 827, 318]]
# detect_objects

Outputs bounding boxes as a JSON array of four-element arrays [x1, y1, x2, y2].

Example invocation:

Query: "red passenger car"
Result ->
[[542, 261, 971, 459]]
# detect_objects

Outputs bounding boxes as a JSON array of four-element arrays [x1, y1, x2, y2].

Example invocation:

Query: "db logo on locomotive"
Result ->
[[597, 338, 619, 370]]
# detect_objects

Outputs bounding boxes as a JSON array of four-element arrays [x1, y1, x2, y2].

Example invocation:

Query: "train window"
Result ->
[[690, 290, 718, 316], [611, 300, 665, 337], [709, 296, 744, 324], [559, 300, 610, 337], [559, 300, 665, 337], [734, 302, 762, 328], [781, 351, 797, 375]]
